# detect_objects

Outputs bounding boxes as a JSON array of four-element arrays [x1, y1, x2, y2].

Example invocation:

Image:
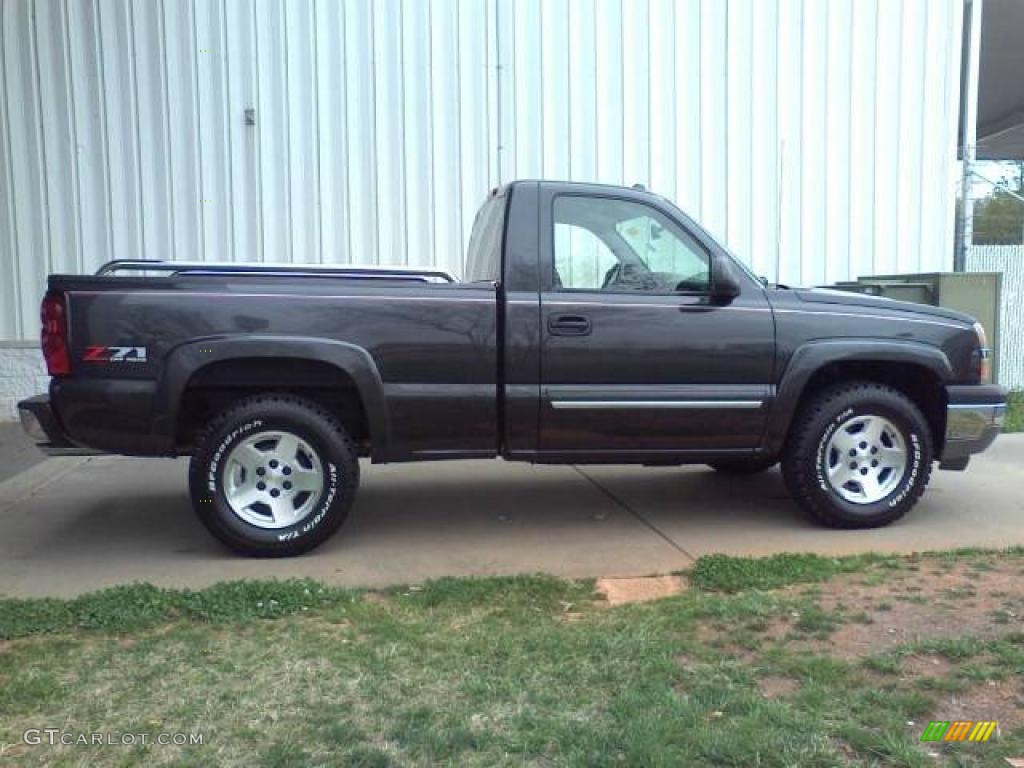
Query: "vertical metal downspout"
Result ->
[[493, 0, 504, 184], [958, 0, 983, 272]]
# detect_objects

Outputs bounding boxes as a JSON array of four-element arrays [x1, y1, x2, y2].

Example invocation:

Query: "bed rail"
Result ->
[[94, 260, 456, 283]]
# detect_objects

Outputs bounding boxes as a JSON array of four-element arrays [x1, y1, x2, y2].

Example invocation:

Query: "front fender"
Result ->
[[763, 339, 953, 454], [152, 335, 391, 461]]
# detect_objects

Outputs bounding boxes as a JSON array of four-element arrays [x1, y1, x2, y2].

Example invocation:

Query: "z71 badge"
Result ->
[[83, 346, 148, 363]]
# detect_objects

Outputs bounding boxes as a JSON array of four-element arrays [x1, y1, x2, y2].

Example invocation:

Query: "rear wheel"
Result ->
[[782, 381, 933, 528], [188, 394, 359, 556]]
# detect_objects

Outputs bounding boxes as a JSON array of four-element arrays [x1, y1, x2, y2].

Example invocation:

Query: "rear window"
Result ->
[[464, 191, 507, 283]]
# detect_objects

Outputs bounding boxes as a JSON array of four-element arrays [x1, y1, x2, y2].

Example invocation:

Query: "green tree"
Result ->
[[972, 179, 1024, 245]]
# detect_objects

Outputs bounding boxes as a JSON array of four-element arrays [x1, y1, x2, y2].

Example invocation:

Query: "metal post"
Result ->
[[1020, 161, 1024, 245], [958, 0, 984, 272]]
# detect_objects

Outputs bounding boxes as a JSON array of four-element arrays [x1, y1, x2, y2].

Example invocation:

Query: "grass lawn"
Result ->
[[1005, 390, 1024, 433], [2, 551, 1023, 767]]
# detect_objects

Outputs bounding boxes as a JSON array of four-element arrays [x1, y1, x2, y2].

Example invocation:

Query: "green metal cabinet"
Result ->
[[829, 273, 1003, 384]]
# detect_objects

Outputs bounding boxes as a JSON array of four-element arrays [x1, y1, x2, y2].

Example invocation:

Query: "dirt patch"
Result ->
[[596, 575, 686, 606], [814, 605, 972, 657], [758, 675, 801, 699], [927, 680, 1024, 732], [817, 562, 1023, 657], [732, 560, 1024, 659], [692, 624, 759, 663], [899, 653, 954, 681]]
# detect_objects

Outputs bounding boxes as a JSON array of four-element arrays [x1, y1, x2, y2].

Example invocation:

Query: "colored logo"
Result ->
[[920, 720, 997, 742], [83, 346, 148, 363]]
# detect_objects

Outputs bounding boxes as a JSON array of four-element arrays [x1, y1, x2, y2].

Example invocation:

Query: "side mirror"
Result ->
[[710, 253, 742, 301]]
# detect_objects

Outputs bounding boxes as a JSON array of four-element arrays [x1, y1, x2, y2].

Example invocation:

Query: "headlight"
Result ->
[[973, 322, 991, 383]]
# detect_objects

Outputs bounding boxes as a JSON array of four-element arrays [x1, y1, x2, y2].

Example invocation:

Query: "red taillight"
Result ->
[[41, 293, 70, 375]]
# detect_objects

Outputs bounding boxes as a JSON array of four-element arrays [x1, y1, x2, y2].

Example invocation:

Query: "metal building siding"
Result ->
[[1, 0, 964, 341]]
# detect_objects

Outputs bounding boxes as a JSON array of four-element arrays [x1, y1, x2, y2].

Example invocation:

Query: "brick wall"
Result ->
[[0, 346, 48, 421]]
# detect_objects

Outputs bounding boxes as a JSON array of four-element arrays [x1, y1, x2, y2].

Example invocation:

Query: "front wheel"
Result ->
[[782, 381, 933, 529], [188, 394, 359, 556]]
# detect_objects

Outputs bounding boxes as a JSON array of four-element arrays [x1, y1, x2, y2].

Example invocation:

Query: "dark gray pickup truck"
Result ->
[[19, 181, 1007, 556]]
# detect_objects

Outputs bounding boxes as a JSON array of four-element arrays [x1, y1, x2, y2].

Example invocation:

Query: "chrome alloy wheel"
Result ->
[[823, 414, 908, 505], [222, 431, 325, 529]]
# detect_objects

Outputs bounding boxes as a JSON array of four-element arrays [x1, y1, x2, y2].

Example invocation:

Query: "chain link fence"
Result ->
[[965, 246, 1024, 389], [960, 160, 1024, 389]]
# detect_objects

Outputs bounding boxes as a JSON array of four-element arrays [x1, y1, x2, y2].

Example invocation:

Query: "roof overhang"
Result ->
[[975, 0, 1024, 160]]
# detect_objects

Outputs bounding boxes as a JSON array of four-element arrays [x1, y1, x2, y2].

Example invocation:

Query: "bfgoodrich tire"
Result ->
[[781, 381, 933, 529], [188, 394, 359, 556]]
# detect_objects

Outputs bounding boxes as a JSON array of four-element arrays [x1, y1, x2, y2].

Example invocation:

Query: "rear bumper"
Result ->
[[17, 394, 102, 457], [21, 378, 169, 457], [938, 384, 1007, 470]]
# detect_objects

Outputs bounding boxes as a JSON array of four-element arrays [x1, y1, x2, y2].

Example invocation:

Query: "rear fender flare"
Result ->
[[154, 335, 390, 460]]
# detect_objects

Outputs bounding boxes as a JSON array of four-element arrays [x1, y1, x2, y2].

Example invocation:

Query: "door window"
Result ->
[[553, 223, 617, 290], [552, 196, 710, 294]]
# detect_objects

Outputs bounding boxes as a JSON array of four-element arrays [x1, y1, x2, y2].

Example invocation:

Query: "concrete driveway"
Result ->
[[1, 435, 1022, 598]]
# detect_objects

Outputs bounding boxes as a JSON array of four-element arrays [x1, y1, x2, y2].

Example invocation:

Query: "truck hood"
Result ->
[[793, 287, 975, 325]]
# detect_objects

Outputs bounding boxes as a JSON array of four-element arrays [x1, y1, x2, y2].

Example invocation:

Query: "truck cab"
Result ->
[[486, 182, 775, 462]]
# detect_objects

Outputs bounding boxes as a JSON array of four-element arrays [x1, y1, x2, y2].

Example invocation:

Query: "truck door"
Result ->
[[537, 188, 775, 459]]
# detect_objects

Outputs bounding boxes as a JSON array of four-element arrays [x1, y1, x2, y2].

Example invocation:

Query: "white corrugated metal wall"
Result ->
[[1, 0, 965, 342]]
